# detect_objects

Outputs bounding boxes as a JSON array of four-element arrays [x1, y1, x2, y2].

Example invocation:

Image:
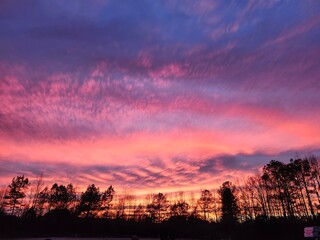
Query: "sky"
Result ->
[[1, 0, 320, 194]]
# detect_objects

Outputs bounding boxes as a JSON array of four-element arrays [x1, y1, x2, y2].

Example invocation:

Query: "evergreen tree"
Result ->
[[48, 183, 76, 210], [77, 184, 101, 217], [101, 185, 115, 218], [4, 175, 30, 216], [219, 181, 239, 224]]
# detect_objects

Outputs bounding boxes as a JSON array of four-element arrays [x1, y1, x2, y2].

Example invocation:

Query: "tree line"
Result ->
[[1, 155, 319, 223]]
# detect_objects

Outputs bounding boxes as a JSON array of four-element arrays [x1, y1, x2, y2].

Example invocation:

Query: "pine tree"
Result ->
[[219, 181, 239, 224], [4, 175, 30, 216]]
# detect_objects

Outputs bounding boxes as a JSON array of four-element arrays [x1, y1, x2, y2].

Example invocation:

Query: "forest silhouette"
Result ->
[[0, 156, 319, 240]]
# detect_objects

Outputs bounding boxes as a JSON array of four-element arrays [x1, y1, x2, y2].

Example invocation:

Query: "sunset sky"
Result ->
[[1, 0, 320, 194]]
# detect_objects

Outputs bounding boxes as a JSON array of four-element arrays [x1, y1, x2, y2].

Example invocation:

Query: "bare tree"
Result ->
[[197, 189, 214, 221], [170, 200, 189, 218], [133, 204, 146, 222], [147, 193, 169, 222]]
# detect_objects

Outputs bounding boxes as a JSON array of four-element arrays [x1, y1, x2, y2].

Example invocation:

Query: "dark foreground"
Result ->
[[1, 212, 318, 240]]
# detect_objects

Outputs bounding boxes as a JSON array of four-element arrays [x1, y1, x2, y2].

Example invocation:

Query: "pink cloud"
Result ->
[[266, 15, 320, 46]]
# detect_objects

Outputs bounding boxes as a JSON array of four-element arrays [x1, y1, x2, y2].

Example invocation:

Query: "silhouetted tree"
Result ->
[[219, 181, 239, 224], [197, 189, 214, 220], [115, 194, 126, 219], [289, 158, 315, 218], [238, 180, 255, 221], [4, 175, 30, 216], [170, 200, 189, 218], [22, 206, 37, 219], [262, 160, 292, 217], [264, 159, 312, 218], [48, 183, 76, 210], [0, 187, 6, 216], [240, 175, 269, 219], [147, 193, 169, 222], [77, 184, 101, 217], [309, 155, 320, 208], [114, 191, 136, 220], [29, 173, 44, 210], [36, 186, 49, 215], [133, 204, 146, 222], [101, 185, 115, 218]]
